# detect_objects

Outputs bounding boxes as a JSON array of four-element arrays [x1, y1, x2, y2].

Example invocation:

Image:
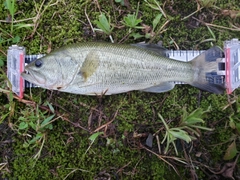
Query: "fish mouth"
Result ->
[[21, 71, 45, 86]]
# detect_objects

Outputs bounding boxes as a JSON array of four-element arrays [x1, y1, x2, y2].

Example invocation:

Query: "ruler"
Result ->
[[7, 39, 240, 98]]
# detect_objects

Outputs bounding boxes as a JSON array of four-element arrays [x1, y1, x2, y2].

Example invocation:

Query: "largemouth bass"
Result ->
[[21, 42, 225, 95]]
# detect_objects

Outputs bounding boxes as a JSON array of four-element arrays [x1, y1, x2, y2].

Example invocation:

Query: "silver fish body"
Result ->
[[21, 42, 225, 95]]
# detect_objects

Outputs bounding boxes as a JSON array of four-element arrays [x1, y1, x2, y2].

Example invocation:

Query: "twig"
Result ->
[[93, 109, 118, 133], [156, 135, 161, 154], [182, 140, 197, 179], [148, 19, 170, 44], [33, 133, 45, 160], [170, 36, 179, 50], [192, 17, 240, 31], [181, 3, 203, 21], [118, 31, 131, 44], [29, 0, 61, 38], [0, 18, 35, 23], [206, 153, 240, 175], [131, 156, 145, 177], [93, 0, 101, 12], [0, 49, 7, 56], [63, 168, 91, 180], [0, 162, 8, 171], [116, 161, 132, 174], [139, 143, 180, 175], [85, 5, 96, 37]]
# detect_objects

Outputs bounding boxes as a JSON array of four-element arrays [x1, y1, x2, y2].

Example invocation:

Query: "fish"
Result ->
[[21, 42, 225, 95]]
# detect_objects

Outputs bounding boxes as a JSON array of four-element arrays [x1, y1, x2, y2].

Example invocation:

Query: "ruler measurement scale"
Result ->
[[166, 50, 205, 62]]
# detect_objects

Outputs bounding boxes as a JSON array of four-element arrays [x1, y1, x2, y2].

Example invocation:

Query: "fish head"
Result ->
[[21, 54, 78, 90]]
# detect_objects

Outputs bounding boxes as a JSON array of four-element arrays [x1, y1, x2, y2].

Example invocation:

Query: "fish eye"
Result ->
[[35, 59, 43, 68]]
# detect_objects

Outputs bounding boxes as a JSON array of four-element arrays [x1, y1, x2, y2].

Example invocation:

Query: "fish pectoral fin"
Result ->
[[79, 51, 99, 81], [141, 82, 175, 93], [131, 43, 167, 57]]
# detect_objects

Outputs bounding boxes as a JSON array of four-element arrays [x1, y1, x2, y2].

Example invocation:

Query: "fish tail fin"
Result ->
[[190, 46, 225, 94]]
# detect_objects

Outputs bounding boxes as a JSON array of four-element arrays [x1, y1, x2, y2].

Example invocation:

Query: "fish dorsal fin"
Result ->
[[141, 82, 175, 93], [131, 43, 167, 57], [80, 51, 99, 81]]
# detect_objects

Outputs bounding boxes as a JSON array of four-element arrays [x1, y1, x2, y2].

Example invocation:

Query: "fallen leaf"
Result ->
[[223, 141, 238, 160], [222, 10, 240, 19]]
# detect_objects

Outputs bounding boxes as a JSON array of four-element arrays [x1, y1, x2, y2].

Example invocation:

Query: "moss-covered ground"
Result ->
[[0, 0, 240, 179]]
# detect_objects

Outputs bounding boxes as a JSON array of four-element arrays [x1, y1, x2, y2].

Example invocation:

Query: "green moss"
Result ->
[[9, 120, 171, 179]]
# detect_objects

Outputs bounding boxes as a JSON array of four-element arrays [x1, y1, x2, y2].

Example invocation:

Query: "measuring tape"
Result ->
[[7, 39, 240, 98]]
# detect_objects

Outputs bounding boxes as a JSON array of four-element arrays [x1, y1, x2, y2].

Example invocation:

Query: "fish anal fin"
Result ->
[[142, 82, 175, 93], [80, 51, 99, 81]]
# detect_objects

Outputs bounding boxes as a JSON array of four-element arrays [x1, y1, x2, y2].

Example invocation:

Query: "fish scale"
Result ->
[[75, 49, 192, 87], [59, 45, 194, 87]]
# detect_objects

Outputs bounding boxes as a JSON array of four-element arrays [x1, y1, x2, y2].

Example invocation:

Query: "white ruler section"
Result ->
[[166, 50, 205, 62]]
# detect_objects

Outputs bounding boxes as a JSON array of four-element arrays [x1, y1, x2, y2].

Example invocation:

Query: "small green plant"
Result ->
[[93, 2, 165, 41], [84, 132, 104, 155], [0, 28, 20, 66], [122, 3, 143, 31], [223, 94, 240, 160], [4, 0, 16, 34], [94, 13, 114, 43], [1, 0, 59, 46], [144, 0, 167, 18], [143, 0, 171, 43], [145, 13, 162, 39], [120, 2, 146, 40], [0, 0, 30, 67], [159, 106, 213, 155], [229, 113, 240, 133], [14, 104, 58, 162], [179, 106, 213, 136], [0, 28, 20, 44], [129, 13, 163, 40], [159, 113, 193, 155], [227, 94, 240, 132], [0, 68, 15, 124], [197, 0, 217, 8], [115, 0, 125, 6], [3, 0, 32, 35], [106, 136, 124, 154], [197, 26, 217, 47]]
